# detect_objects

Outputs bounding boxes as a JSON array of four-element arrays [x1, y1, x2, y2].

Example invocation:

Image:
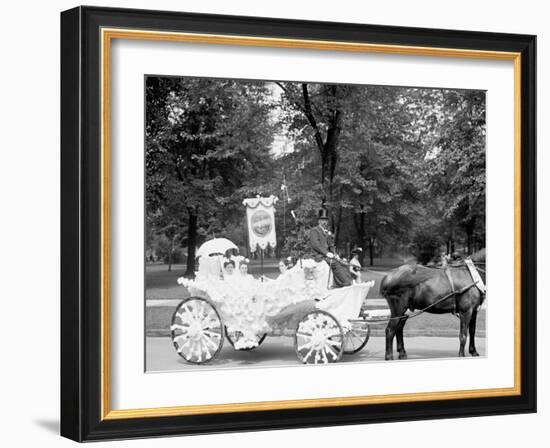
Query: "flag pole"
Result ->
[[260, 246, 264, 282], [283, 174, 286, 249]]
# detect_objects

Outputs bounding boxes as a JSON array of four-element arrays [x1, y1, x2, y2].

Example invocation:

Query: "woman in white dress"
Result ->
[[223, 259, 236, 279], [238, 258, 254, 282], [278, 259, 288, 275], [349, 248, 362, 284]]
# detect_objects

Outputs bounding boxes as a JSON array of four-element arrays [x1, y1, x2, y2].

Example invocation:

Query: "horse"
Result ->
[[379, 260, 485, 360]]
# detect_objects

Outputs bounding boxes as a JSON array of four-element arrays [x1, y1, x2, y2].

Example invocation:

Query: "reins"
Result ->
[[425, 260, 486, 273], [323, 257, 484, 324], [362, 281, 477, 324]]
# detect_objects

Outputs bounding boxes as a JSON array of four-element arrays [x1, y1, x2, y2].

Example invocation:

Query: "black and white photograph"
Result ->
[[0, 0, 543, 444], [144, 76, 487, 371]]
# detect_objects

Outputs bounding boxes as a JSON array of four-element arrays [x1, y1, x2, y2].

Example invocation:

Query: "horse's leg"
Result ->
[[385, 294, 408, 361], [384, 295, 399, 361], [385, 319, 397, 361], [396, 316, 409, 360], [458, 309, 473, 357], [469, 308, 480, 356]]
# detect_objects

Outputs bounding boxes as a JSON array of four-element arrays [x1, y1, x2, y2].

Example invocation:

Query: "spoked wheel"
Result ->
[[171, 297, 224, 364], [295, 310, 344, 364], [225, 327, 267, 351], [343, 321, 371, 354]]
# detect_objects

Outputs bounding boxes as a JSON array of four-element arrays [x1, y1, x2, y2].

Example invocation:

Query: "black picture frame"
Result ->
[[61, 5, 536, 442]]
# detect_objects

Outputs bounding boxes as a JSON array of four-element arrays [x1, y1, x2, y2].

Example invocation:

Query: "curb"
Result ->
[[147, 329, 486, 338]]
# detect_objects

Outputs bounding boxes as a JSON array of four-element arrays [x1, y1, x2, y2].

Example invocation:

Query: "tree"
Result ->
[[146, 77, 277, 275], [425, 89, 486, 255], [275, 84, 438, 263], [276, 82, 356, 209], [327, 86, 429, 264], [145, 78, 486, 270]]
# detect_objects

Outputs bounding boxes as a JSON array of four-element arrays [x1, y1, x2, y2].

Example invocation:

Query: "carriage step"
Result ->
[[363, 309, 392, 319]]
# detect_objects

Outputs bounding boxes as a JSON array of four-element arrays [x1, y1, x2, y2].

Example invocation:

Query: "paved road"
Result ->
[[146, 335, 486, 372]]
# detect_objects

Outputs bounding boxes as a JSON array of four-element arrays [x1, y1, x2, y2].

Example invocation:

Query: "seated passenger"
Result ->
[[278, 259, 288, 275], [238, 258, 254, 281], [278, 256, 296, 274], [197, 254, 224, 279], [349, 248, 362, 283], [223, 259, 236, 278], [306, 208, 353, 288]]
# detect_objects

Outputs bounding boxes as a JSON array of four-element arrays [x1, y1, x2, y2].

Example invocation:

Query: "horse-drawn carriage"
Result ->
[[170, 236, 487, 364], [171, 256, 374, 365]]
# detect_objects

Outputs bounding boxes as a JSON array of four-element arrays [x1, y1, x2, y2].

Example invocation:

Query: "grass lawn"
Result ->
[[145, 261, 387, 299], [145, 262, 486, 338]]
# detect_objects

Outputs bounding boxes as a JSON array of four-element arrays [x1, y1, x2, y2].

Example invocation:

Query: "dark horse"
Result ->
[[380, 261, 485, 360]]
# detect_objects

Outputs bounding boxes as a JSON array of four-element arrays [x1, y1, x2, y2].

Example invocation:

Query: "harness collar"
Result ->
[[464, 258, 486, 294]]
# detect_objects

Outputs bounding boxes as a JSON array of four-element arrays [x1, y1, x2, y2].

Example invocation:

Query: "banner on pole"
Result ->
[[243, 195, 278, 253]]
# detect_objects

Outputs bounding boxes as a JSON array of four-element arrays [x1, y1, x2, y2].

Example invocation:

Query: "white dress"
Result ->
[[350, 257, 361, 283], [197, 255, 223, 279]]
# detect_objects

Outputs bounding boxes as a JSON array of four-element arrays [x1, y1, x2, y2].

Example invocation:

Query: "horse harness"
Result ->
[[362, 259, 486, 324], [444, 260, 486, 315]]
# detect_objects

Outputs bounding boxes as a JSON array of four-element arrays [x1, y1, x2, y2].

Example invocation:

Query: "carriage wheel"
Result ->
[[343, 322, 371, 354], [225, 327, 267, 351], [295, 310, 344, 364], [170, 297, 224, 364]]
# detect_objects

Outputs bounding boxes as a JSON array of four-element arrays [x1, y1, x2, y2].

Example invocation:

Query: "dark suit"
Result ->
[[308, 225, 335, 262], [307, 225, 352, 287]]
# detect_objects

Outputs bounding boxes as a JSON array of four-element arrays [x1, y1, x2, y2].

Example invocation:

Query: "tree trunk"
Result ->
[[334, 205, 343, 248], [368, 237, 374, 266], [353, 210, 366, 265], [184, 209, 198, 278], [465, 218, 475, 255], [300, 83, 343, 206], [168, 236, 173, 272], [447, 231, 455, 256], [325, 101, 343, 203]]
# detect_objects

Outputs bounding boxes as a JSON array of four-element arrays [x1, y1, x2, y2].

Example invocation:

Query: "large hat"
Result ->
[[317, 208, 329, 220], [196, 238, 238, 258], [283, 256, 296, 268]]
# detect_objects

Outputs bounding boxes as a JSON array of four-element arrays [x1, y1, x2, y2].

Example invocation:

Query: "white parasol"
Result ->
[[196, 238, 238, 258]]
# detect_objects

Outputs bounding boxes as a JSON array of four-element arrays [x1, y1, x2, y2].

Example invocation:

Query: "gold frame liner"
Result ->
[[100, 28, 522, 420]]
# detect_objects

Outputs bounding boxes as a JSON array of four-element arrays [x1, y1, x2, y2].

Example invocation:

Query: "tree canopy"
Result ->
[[146, 76, 486, 271]]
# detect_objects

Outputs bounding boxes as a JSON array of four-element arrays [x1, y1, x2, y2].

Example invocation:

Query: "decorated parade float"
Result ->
[[171, 196, 374, 365]]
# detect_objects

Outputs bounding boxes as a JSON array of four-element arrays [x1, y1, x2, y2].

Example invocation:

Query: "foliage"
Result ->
[[145, 78, 486, 268], [154, 234, 184, 265], [146, 77, 278, 274], [425, 90, 486, 253], [411, 229, 444, 265]]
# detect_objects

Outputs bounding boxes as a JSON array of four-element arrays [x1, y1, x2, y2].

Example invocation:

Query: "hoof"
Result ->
[[470, 351, 480, 357], [385, 354, 394, 361], [458, 352, 465, 357], [398, 352, 408, 360]]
